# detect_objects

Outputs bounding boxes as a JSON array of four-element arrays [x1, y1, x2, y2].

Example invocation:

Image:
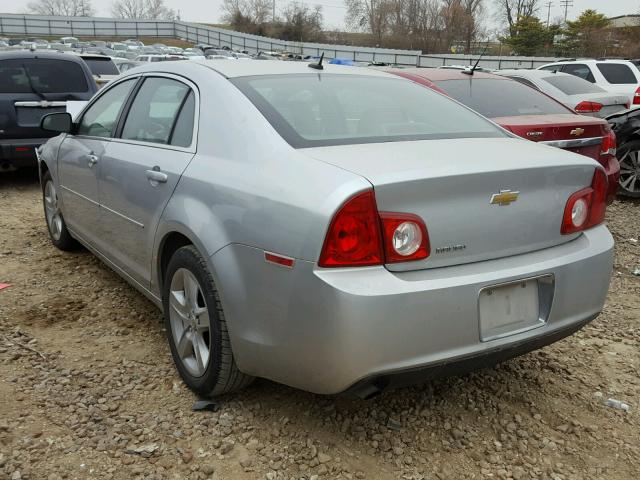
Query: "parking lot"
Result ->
[[0, 169, 638, 479]]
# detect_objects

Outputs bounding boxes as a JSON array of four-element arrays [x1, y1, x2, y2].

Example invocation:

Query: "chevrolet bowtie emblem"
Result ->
[[570, 128, 585, 137], [490, 189, 519, 206]]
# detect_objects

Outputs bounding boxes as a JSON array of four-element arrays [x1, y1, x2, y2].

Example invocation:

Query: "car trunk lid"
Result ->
[[303, 137, 598, 271], [494, 114, 607, 162]]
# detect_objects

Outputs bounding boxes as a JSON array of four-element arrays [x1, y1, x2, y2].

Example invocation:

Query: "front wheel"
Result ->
[[617, 140, 640, 198], [42, 171, 79, 251], [162, 245, 253, 396]]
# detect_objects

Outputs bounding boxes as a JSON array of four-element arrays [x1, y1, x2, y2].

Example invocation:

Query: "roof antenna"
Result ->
[[462, 41, 489, 76], [308, 52, 324, 70]]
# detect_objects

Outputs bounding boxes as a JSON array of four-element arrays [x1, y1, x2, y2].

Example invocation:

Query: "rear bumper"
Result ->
[[211, 225, 614, 395], [0, 138, 48, 170]]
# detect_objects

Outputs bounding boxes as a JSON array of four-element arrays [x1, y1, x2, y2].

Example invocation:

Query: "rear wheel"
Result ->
[[163, 245, 253, 396], [617, 139, 640, 198], [42, 171, 79, 251]]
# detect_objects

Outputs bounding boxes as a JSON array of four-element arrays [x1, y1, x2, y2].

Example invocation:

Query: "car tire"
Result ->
[[617, 139, 640, 198], [163, 245, 253, 396], [42, 171, 79, 251]]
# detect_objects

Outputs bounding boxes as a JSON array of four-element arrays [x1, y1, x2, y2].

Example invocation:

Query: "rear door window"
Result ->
[[435, 78, 570, 117], [0, 58, 89, 93], [540, 65, 561, 72], [120, 77, 192, 145], [560, 64, 596, 83], [508, 76, 540, 90], [596, 63, 638, 84]]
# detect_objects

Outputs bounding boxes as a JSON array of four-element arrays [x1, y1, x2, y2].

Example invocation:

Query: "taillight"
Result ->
[[319, 190, 430, 267], [561, 169, 608, 235], [379, 213, 430, 263], [575, 101, 603, 113], [601, 129, 617, 157], [633, 87, 640, 105], [318, 191, 384, 267]]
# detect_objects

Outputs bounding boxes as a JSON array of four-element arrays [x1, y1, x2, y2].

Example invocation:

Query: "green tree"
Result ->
[[561, 9, 610, 57], [502, 15, 552, 55]]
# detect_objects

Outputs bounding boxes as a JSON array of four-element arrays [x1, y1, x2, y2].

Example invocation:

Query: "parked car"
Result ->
[[0, 51, 96, 171], [73, 53, 120, 88], [386, 68, 620, 203], [37, 61, 613, 397], [60, 36, 79, 45], [135, 54, 186, 62], [499, 69, 629, 118], [607, 108, 640, 197], [538, 59, 640, 107], [112, 58, 143, 73]]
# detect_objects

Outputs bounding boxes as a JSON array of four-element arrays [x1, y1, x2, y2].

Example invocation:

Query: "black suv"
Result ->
[[0, 51, 97, 171]]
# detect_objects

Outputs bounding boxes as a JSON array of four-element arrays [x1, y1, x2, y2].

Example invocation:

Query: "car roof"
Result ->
[[499, 69, 574, 80], [187, 59, 394, 78], [0, 50, 86, 63], [543, 59, 636, 65], [388, 67, 505, 81]]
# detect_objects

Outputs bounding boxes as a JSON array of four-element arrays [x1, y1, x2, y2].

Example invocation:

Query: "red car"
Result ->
[[387, 68, 620, 202]]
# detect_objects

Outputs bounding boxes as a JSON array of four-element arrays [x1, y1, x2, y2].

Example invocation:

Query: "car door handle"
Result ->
[[87, 154, 98, 167], [145, 169, 168, 184]]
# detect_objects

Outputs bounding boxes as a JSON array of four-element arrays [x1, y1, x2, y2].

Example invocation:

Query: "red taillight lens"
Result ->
[[633, 87, 640, 105], [318, 191, 384, 267], [319, 190, 430, 267], [379, 213, 430, 263], [561, 169, 608, 235], [601, 129, 617, 157], [575, 101, 603, 113]]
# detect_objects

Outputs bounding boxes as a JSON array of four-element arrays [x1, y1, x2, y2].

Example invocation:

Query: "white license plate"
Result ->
[[479, 279, 544, 341]]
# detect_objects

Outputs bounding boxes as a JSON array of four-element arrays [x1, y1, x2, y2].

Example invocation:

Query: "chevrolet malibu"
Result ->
[[37, 60, 614, 398]]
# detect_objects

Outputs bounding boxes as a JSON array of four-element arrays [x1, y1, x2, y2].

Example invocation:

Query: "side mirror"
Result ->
[[41, 112, 73, 134]]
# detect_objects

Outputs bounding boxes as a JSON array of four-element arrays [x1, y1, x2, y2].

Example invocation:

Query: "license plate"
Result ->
[[479, 279, 544, 341]]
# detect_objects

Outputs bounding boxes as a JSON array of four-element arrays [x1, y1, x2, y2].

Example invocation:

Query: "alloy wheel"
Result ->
[[168, 268, 211, 377], [619, 149, 639, 194], [44, 180, 63, 241]]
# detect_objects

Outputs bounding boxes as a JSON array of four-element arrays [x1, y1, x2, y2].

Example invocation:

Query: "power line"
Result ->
[[544, 1, 553, 27], [559, 0, 573, 23]]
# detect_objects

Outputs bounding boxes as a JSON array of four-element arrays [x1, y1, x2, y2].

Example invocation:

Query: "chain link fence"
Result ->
[[0, 14, 559, 68]]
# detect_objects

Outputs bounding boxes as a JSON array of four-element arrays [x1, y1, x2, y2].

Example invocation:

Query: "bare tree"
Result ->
[[111, 0, 176, 19], [345, 0, 394, 44], [494, 0, 538, 36], [27, 0, 95, 16], [222, 0, 272, 24]]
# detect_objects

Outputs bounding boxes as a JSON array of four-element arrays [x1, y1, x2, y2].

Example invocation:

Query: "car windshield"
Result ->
[[541, 75, 605, 95], [0, 58, 89, 93], [233, 74, 505, 148], [83, 58, 119, 76], [435, 78, 570, 117]]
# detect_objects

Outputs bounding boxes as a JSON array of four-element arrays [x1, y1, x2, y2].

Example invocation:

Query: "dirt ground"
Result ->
[[0, 169, 638, 480]]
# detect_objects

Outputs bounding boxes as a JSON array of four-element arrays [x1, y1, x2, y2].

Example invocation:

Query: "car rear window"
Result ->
[[83, 58, 119, 76], [542, 75, 605, 95], [435, 78, 570, 117], [596, 63, 638, 84], [0, 58, 89, 93], [232, 74, 505, 148]]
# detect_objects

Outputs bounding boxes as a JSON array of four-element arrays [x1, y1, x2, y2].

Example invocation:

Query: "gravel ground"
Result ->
[[1, 169, 639, 480]]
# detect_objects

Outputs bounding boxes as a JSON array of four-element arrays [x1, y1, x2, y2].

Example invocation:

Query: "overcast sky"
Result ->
[[0, 0, 637, 32]]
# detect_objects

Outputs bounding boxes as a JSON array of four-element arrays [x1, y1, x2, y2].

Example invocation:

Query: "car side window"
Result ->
[[77, 79, 136, 137], [540, 65, 560, 72], [121, 77, 192, 146], [561, 64, 596, 83], [170, 91, 196, 147]]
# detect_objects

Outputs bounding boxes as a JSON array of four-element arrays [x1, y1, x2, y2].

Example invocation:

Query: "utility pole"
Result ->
[[545, 1, 553, 27], [273, 0, 276, 23], [559, 0, 573, 23]]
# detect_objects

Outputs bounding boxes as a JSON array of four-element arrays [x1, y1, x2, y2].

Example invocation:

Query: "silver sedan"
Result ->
[[37, 60, 614, 397]]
